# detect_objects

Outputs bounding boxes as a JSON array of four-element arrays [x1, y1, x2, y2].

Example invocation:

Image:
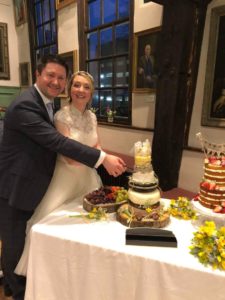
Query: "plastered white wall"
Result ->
[[58, 2, 79, 54], [132, 1, 163, 129], [98, 125, 153, 157]]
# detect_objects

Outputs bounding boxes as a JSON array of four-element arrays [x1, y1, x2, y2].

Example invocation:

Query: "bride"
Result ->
[[15, 71, 102, 276]]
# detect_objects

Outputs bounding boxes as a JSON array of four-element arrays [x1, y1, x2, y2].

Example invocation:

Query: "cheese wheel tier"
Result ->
[[128, 188, 160, 207]]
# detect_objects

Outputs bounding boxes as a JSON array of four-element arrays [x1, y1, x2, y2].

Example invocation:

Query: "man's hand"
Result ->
[[102, 154, 126, 177]]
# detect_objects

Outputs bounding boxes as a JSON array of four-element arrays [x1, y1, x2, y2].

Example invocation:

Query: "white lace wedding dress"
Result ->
[[15, 105, 102, 276]]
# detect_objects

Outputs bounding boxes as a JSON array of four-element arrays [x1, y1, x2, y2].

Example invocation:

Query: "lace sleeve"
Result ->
[[54, 106, 73, 128]]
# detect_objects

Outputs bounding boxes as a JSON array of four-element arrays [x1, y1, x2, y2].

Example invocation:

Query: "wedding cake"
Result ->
[[117, 140, 170, 228], [196, 133, 225, 213], [128, 139, 161, 208]]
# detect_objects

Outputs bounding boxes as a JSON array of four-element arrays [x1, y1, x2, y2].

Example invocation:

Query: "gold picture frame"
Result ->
[[0, 23, 10, 79], [58, 50, 78, 97], [133, 27, 161, 93], [19, 62, 30, 87], [201, 6, 225, 128], [13, 0, 26, 27], [56, 0, 76, 10]]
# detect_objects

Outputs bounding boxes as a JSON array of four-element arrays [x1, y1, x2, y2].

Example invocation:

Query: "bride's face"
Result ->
[[70, 75, 92, 109]]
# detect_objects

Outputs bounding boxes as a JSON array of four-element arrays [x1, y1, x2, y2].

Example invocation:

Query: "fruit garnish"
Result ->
[[213, 205, 222, 213]]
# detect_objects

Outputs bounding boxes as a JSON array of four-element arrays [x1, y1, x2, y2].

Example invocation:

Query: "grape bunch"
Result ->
[[85, 186, 128, 205], [114, 187, 129, 203]]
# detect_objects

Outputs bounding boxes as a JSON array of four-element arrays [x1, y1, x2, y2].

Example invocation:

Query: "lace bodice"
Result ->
[[54, 105, 98, 147]]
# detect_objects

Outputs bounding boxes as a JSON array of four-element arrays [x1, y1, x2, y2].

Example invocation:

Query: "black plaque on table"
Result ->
[[126, 227, 177, 247]]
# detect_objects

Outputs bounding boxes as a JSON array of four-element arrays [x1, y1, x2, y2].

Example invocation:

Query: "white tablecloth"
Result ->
[[25, 198, 225, 300]]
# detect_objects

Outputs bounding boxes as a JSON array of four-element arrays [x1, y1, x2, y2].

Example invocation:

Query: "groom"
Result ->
[[0, 54, 126, 300]]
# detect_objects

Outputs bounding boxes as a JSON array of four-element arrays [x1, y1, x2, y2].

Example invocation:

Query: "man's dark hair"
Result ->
[[36, 54, 69, 77]]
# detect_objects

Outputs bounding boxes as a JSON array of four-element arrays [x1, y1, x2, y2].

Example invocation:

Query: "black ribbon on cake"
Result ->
[[126, 227, 177, 247]]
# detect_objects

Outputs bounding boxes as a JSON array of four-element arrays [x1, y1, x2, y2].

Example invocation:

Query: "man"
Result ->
[[137, 44, 156, 88], [0, 54, 126, 300]]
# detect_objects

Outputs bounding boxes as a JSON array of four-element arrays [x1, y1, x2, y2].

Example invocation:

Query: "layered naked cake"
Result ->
[[199, 157, 225, 210], [196, 132, 225, 213]]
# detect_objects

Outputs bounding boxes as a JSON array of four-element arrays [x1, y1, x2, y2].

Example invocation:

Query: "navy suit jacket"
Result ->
[[0, 86, 100, 211]]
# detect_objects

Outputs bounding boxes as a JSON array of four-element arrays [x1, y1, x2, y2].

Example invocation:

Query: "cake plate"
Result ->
[[192, 200, 225, 227], [83, 197, 127, 213], [116, 203, 170, 228]]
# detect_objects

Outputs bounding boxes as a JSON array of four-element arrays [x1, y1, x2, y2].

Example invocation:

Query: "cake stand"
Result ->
[[192, 200, 225, 227]]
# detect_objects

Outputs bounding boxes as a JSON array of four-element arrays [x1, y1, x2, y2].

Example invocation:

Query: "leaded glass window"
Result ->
[[27, 0, 57, 76], [84, 0, 132, 124]]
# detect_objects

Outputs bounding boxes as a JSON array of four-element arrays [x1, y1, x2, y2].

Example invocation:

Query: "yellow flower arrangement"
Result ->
[[190, 221, 225, 270], [168, 196, 197, 220], [70, 207, 108, 221]]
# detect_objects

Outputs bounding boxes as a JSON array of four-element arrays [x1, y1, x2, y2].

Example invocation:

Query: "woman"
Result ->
[[15, 71, 102, 276]]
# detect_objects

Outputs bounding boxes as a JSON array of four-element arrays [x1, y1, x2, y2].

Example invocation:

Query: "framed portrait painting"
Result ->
[[133, 26, 161, 93], [201, 6, 225, 128], [0, 22, 10, 80], [19, 62, 30, 87], [13, 0, 26, 26], [56, 0, 76, 10], [58, 50, 78, 97]]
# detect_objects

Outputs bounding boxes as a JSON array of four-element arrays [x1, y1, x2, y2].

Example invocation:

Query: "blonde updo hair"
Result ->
[[67, 71, 95, 108]]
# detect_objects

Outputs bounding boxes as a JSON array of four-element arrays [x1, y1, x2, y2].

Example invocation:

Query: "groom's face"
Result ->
[[36, 63, 67, 100]]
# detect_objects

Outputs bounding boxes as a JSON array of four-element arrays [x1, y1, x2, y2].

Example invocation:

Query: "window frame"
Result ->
[[27, 0, 58, 83], [77, 0, 134, 125]]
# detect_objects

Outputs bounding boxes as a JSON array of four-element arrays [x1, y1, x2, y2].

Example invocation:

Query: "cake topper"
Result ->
[[196, 132, 225, 158]]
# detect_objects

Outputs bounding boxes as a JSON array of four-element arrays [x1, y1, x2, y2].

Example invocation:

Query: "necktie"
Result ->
[[46, 102, 54, 122]]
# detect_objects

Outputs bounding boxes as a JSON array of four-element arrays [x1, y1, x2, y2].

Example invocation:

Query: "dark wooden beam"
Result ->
[[152, 0, 212, 191]]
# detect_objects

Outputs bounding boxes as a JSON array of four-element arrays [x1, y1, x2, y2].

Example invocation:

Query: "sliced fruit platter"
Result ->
[[83, 186, 129, 213]]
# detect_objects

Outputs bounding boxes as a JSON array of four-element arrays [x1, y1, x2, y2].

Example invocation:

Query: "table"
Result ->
[[25, 198, 225, 300]]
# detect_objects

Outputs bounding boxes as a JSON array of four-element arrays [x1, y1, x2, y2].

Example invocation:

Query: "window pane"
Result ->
[[43, 47, 50, 55], [88, 32, 98, 59], [50, 44, 57, 54], [35, 2, 42, 25], [99, 90, 112, 116], [37, 26, 44, 46], [115, 23, 129, 54], [50, 0, 55, 18], [115, 89, 129, 117], [115, 57, 129, 87], [103, 0, 116, 24], [88, 61, 99, 88], [118, 0, 130, 18], [100, 28, 113, 57], [43, 0, 50, 22], [51, 20, 56, 41], [92, 91, 99, 112], [88, 0, 101, 29], [44, 23, 51, 44], [100, 59, 112, 87]]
